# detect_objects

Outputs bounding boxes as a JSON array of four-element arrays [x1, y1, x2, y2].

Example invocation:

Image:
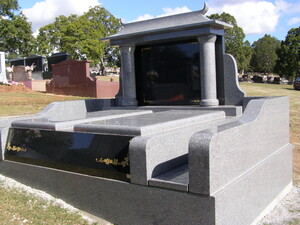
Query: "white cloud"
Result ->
[[207, 0, 300, 34], [274, 0, 300, 14], [133, 6, 191, 22], [210, 0, 258, 4], [208, 1, 280, 34], [135, 14, 154, 22], [159, 6, 191, 17], [288, 17, 300, 26], [274, 0, 291, 13], [22, 0, 101, 32]]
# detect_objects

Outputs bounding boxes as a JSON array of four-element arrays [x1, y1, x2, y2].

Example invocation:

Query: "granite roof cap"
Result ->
[[102, 3, 232, 42]]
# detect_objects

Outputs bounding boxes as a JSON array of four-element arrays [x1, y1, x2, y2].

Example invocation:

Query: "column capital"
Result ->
[[120, 45, 135, 54], [197, 35, 217, 44]]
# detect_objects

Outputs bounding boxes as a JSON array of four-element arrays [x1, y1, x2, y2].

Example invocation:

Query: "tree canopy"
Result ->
[[0, 0, 18, 18], [0, 12, 34, 56], [0, 0, 34, 57], [36, 6, 121, 69], [208, 13, 252, 73], [250, 34, 280, 74], [275, 27, 300, 79]]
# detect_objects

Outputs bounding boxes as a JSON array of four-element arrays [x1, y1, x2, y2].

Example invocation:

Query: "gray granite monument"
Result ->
[[0, 4, 292, 225]]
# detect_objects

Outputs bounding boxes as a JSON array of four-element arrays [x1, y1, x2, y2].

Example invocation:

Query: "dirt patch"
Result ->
[[0, 84, 33, 93]]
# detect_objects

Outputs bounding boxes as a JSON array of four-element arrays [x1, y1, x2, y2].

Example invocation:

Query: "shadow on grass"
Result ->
[[282, 87, 298, 91]]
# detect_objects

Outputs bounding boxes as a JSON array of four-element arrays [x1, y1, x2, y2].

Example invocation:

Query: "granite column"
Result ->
[[198, 35, 219, 107], [118, 45, 137, 106]]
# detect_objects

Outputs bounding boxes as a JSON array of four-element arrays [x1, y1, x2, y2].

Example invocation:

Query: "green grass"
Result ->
[[287, 218, 300, 225], [239, 82, 300, 143], [0, 181, 97, 225], [0, 92, 89, 117]]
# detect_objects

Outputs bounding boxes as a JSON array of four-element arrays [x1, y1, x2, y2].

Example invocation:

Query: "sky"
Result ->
[[18, 0, 300, 44]]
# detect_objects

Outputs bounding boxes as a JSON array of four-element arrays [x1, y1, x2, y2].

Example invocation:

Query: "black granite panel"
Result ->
[[135, 40, 200, 105], [25, 55, 45, 71], [47, 52, 71, 72], [5, 128, 132, 182]]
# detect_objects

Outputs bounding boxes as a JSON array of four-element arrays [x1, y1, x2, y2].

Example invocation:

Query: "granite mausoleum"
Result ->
[[0, 4, 292, 225]]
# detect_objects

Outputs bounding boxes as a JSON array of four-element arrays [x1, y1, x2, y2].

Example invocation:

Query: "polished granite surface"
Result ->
[[75, 110, 225, 136], [5, 128, 132, 181]]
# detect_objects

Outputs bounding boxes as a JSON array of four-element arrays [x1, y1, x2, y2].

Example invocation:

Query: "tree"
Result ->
[[250, 34, 280, 74], [208, 13, 252, 73], [36, 6, 121, 71], [0, 0, 18, 18], [0, 12, 34, 56], [36, 15, 78, 55], [275, 27, 300, 79], [0, 0, 35, 57], [240, 40, 252, 73]]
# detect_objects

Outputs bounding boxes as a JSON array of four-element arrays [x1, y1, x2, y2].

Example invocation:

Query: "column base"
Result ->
[[115, 97, 138, 107], [200, 99, 219, 107]]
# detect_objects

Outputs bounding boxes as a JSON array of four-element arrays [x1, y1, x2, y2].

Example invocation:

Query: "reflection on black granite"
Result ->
[[5, 128, 132, 182], [135, 40, 200, 105]]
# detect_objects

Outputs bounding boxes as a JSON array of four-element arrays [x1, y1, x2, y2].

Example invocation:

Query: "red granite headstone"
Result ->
[[46, 59, 119, 98], [12, 66, 28, 82]]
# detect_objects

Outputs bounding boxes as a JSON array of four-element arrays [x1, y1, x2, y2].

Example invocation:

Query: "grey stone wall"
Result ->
[[189, 96, 290, 195]]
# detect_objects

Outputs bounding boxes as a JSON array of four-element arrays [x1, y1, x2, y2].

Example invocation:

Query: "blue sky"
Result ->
[[18, 0, 300, 44]]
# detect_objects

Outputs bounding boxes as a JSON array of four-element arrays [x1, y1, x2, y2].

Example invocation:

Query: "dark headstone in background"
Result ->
[[47, 52, 71, 72]]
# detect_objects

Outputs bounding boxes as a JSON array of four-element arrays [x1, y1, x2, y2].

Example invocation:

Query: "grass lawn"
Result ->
[[0, 92, 89, 117], [0, 180, 95, 225]]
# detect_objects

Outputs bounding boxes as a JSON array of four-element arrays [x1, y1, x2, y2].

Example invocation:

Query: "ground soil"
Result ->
[[0, 84, 33, 93]]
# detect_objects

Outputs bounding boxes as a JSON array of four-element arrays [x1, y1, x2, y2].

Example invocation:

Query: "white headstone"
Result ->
[[0, 52, 8, 83]]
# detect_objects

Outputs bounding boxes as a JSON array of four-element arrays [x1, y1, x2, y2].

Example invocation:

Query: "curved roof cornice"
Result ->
[[103, 3, 232, 43]]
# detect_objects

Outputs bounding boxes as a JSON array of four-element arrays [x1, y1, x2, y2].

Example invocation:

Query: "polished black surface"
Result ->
[[135, 40, 200, 105], [47, 52, 71, 72], [5, 128, 132, 182]]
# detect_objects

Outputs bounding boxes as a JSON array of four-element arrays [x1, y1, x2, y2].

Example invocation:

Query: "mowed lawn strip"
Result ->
[[0, 92, 90, 117], [0, 180, 97, 225]]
